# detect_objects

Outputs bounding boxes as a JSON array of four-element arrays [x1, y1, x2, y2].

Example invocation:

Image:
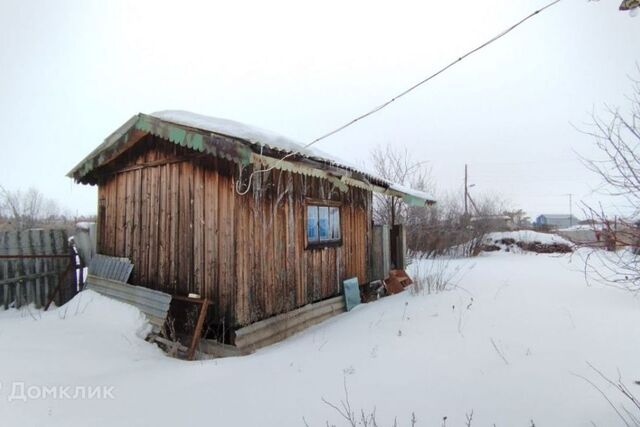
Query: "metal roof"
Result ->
[[68, 112, 436, 206]]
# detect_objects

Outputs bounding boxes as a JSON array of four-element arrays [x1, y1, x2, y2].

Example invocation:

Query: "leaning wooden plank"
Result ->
[[188, 299, 209, 361], [44, 261, 74, 311]]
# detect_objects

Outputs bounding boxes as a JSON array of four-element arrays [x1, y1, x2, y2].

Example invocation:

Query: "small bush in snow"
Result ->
[[410, 257, 464, 295], [311, 377, 418, 427], [573, 363, 640, 426]]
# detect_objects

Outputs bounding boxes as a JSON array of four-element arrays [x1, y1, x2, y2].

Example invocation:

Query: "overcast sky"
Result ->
[[0, 0, 638, 219]]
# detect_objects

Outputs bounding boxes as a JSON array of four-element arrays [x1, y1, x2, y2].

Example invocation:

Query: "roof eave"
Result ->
[[67, 114, 437, 205]]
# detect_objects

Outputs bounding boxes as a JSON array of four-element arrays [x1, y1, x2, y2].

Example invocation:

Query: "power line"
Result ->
[[304, 0, 564, 149], [236, 0, 565, 195], [464, 158, 580, 166]]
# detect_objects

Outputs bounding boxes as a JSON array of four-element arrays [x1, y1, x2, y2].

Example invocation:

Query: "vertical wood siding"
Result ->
[[96, 138, 371, 328]]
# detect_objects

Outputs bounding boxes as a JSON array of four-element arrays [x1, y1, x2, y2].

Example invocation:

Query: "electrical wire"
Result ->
[[306, 0, 564, 148], [235, 0, 565, 195]]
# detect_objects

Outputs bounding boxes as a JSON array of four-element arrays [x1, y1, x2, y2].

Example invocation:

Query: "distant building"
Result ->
[[534, 214, 580, 229]]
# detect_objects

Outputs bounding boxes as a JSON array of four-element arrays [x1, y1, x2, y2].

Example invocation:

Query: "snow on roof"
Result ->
[[151, 110, 435, 204], [151, 110, 356, 169], [387, 182, 433, 202]]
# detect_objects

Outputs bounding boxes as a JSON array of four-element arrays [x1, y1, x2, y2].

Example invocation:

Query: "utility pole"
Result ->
[[568, 193, 573, 227], [464, 164, 468, 217]]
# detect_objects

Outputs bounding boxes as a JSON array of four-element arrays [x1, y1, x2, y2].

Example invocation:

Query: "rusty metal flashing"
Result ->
[[251, 154, 422, 202], [134, 114, 253, 167], [68, 114, 254, 184], [67, 113, 436, 206], [67, 115, 142, 183]]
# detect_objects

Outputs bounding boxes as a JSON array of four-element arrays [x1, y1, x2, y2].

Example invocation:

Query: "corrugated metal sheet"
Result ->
[[84, 274, 171, 330], [88, 254, 133, 284]]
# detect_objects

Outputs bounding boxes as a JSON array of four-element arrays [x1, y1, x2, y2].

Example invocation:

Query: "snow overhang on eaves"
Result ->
[[67, 113, 436, 207]]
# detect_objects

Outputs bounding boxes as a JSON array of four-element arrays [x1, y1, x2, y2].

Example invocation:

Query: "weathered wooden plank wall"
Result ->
[[0, 229, 71, 309], [96, 137, 372, 329]]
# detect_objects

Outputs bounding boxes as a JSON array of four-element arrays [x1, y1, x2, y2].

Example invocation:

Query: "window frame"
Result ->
[[305, 198, 342, 249]]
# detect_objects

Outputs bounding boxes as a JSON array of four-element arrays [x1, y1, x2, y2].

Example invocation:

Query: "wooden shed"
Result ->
[[68, 111, 434, 346]]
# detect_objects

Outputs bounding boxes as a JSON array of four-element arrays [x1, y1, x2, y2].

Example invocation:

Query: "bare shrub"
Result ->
[[0, 185, 92, 233], [407, 191, 513, 259], [573, 363, 640, 426], [579, 70, 640, 292], [579, 247, 640, 293], [409, 256, 466, 295], [370, 144, 434, 227], [310, 376, 418, 427], [310, 377, 490, 426], [369, 144, 515, 258]]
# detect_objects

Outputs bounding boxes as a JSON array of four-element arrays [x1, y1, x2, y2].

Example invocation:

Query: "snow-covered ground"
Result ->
[[1, 249, 639, 426], [485, 229, 574, 246]]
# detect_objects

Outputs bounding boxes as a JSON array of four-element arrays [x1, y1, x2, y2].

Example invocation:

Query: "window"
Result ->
[[306, 203, 341, 246]]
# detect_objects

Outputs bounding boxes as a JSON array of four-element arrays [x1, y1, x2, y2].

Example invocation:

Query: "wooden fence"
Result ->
[[0, 229, 79, 309]]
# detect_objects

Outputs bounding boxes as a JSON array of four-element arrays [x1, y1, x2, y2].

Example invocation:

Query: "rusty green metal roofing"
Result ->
[[68, 113, 255, 182], [67, 112, 436, 206]]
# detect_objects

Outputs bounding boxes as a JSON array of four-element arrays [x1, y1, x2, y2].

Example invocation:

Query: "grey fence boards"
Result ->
[[0, 229, 70, 309], [84, 274, 171, 331], [88, 254, 133, 284], [74, 222, 96, 266]]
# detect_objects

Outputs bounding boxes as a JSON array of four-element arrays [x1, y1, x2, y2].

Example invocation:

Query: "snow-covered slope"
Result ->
[[0, 251, 638, 426]]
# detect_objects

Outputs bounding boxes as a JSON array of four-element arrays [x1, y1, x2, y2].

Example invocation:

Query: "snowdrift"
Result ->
[[482, 230, 574, 253], [1, 251, 639, 426]]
